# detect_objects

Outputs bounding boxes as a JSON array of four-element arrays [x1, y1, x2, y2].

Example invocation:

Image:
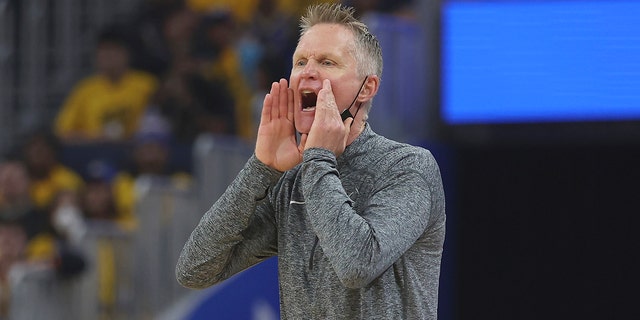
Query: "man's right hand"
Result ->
[[255, 79, 303, 172]]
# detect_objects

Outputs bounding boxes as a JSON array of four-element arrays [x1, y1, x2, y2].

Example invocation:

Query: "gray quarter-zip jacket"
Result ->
[[176, 124, 446, 319]]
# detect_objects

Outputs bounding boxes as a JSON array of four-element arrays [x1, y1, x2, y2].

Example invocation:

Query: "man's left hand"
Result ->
[[304, 79, 353, 156]]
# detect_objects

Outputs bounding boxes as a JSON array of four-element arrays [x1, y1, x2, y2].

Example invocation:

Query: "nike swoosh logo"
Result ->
[[289, 200, 305, 205]]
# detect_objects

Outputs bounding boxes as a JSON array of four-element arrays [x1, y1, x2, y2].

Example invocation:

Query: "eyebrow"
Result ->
[[293, 52, 339, 62]]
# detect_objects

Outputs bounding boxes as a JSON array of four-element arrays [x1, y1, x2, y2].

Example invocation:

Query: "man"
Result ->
[[54, 26, 157, 143], [176, 3, 446, 319]]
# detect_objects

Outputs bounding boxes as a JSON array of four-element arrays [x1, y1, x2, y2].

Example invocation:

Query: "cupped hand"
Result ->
[[304, 79, 353, 157], [255, 79, 303, 172]]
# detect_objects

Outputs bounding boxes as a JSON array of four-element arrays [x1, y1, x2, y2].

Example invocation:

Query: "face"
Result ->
[[82, 182, 114, 219], [95, 42, 130, 78], [290, 23, 364, 134], [0, 162, 30, 203], [134, 141, 169, 174], [23, 137, 56, 178]]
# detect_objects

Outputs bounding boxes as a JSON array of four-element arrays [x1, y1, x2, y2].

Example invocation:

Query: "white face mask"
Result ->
[[52, 204, 86, 244]]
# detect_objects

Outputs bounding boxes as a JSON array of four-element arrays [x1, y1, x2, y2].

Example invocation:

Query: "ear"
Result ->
[[357, 75, 380, 103]]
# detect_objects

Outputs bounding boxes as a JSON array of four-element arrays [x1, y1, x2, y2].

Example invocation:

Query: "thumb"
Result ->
[[299, 133, 308, 152], [343, 116, 354, 128]]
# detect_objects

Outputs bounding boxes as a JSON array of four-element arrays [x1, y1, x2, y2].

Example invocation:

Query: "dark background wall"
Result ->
[[450, 144, 639, 319], [435, 1, 640, 318]]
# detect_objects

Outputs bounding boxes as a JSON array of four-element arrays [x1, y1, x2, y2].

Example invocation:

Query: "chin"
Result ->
[[295, 120, 313, 134], [295, 124, 312, 134], [295, 112, 315, 134]]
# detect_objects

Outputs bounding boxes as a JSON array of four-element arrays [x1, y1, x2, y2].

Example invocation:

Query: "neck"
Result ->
[[103, 69, 126, 83], [346, 120, 366, 146]]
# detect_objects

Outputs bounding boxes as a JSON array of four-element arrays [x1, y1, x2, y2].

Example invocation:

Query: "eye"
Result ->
[[294, 59, 307, 67], [321, 59, 335, 66]]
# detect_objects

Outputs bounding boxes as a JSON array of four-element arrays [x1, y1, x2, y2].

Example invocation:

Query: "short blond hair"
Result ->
[[299, 3, 383, 79]]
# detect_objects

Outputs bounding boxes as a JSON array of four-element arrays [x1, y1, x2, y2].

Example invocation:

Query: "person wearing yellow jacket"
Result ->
[[21, 131, 84, 210], [54, 26, 157, 144]]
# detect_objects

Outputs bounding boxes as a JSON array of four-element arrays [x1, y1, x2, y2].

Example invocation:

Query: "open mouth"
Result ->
[[301, 90, 317, 111]]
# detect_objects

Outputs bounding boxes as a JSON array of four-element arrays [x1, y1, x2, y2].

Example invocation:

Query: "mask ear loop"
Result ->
[[340, 76, 369, 121]]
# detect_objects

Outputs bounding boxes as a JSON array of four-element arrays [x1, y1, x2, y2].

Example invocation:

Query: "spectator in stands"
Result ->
[[152, 51, 237, 143], [128, 0, 201, 76], [0, 222, 27, 318], [0, 159, 86, 268], [111, 112, 192, 230], [129, 3, 237, 144], [0, 160, 38, 317], [49, 190, 86, 246], [0, 161, 48, 268], [177, 4, 445, 319], [249, 0, 298, 80], [20, 131, 84, 210], [79, 161, 119, 222], [48, 159, 125, 316], [0, 161, 86, 317], [54, 25, 158, 144], [193, 10, 254, 140], [51, 156, 136, 231], [185, 0, 336, 21], [185, 0, 257, 26], [249, 56, 287, 140], [0, 161, 48, 240]]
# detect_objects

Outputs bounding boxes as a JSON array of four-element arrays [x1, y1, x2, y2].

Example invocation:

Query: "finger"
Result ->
[[318, 79, 338, 115], [343, 116, 354, 127], [261, 93, 272, 124], [287, 88, 294, 121], [299, 133, 308, 152], [278, 78, 288, 119], [323, 78, 332, 93], [270, 81, 280, 120]]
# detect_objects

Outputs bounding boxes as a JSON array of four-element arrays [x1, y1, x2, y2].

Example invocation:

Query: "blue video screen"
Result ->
[[441, 0, 640, 124]]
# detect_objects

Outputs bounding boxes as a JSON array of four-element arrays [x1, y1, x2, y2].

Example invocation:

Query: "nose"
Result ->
[[301, 60, 319, 79]]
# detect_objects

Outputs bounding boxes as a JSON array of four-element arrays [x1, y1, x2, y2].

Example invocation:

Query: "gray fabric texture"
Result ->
[[176, 124, 446, 319]]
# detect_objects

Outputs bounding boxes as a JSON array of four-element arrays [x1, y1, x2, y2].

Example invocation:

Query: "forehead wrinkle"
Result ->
[[297, 24, 353, 52]]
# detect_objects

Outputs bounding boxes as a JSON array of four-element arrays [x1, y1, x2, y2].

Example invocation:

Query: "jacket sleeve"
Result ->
[[175, 154, 283, 289], [54, 80, 89, 138], [301, 147, 444, 288]]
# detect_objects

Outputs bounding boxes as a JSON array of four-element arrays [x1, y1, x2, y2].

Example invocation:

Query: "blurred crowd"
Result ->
[[0, 0, 423, 317]]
